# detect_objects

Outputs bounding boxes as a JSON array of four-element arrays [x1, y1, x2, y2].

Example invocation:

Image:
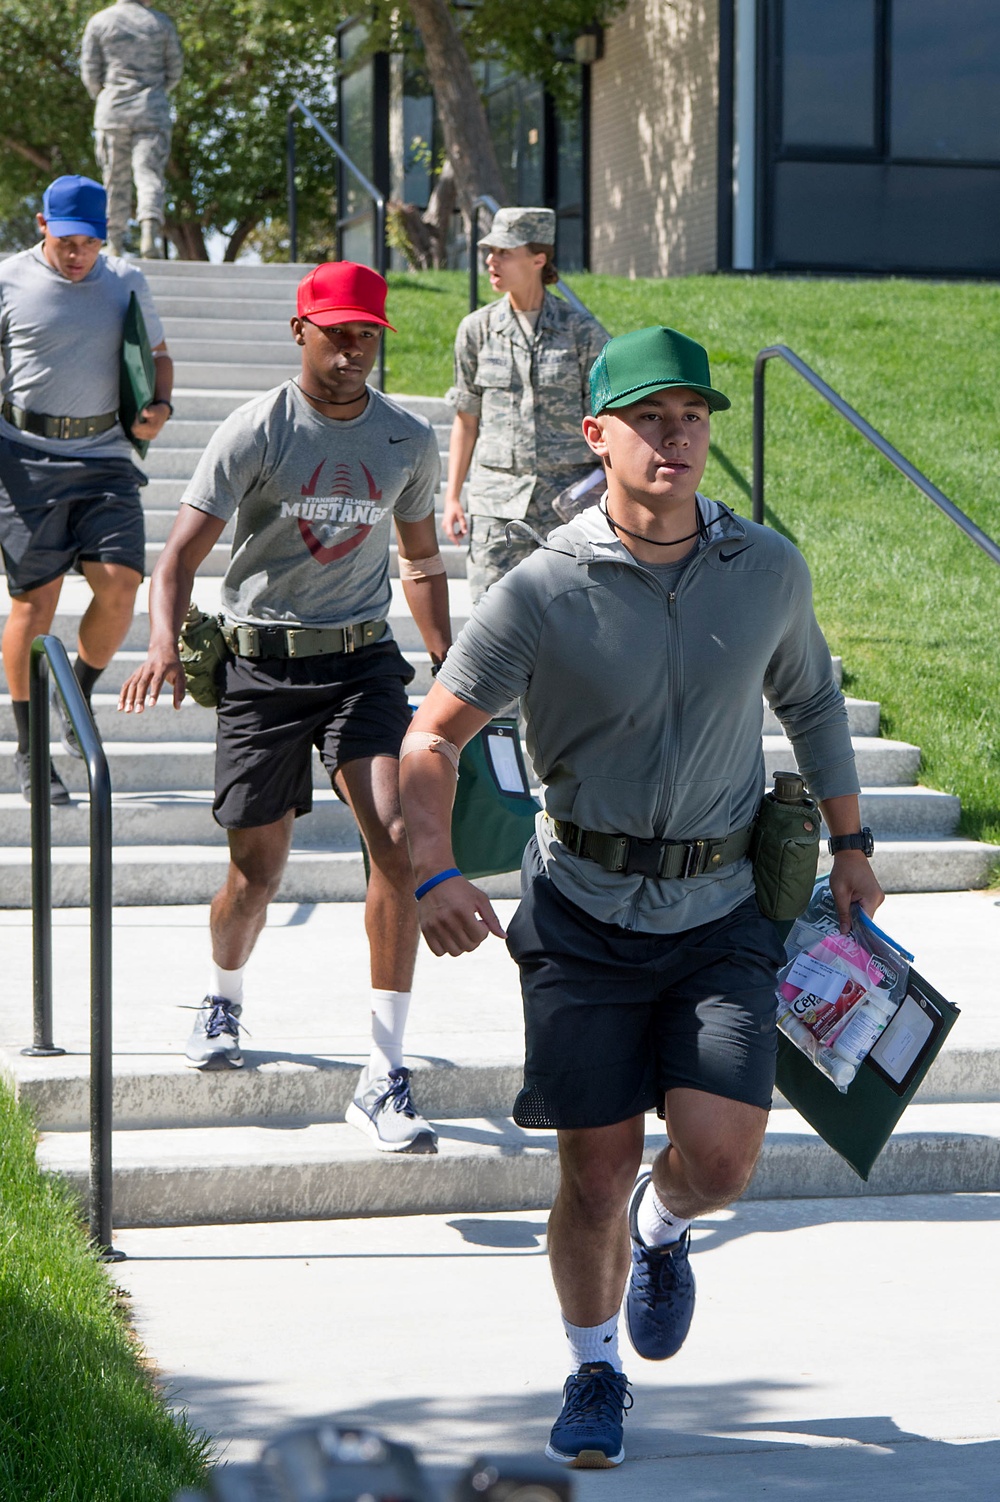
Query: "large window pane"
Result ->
[[781, 0, 876, 149], [892, 0, 1000, 161]]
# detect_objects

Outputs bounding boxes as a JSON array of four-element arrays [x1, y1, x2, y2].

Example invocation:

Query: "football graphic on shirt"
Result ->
[[279, 459, 390, 564]]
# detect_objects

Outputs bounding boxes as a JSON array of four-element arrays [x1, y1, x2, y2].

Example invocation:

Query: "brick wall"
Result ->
[[589, 0, 719, 278]]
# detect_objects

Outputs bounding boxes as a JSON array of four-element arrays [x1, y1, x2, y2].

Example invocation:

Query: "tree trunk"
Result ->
[[165, 219, 210, 261], [405, 0, 506, 214], [223, 216, 260, 262]]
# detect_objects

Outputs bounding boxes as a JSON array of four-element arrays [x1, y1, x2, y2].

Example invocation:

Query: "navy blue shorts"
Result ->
[[213, 641, 415, 829], [0, 436, 145, 595], [507, 840, 786, 1130]]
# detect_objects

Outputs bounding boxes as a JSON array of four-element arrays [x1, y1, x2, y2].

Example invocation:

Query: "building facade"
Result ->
[[337, 1, 1000, 279]]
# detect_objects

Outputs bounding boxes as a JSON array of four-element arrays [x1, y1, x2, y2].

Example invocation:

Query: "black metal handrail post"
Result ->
[[286, 98, 387, 391], [752, 344, 1000, 568], [28, 636, 120, 1261]]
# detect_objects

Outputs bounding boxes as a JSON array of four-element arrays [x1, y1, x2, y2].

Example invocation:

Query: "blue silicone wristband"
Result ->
[[414, 867, 462, 901]]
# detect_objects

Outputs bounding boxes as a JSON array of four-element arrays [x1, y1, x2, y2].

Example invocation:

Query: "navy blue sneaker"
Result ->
[[545, 1361, 632, 1468], [624, 1171, 696, 1360]]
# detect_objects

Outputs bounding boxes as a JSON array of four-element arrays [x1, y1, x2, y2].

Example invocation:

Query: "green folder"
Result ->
[[119, 291, 156, 459], [776, 965, 960, 1179], [450, 718, 540, 879]]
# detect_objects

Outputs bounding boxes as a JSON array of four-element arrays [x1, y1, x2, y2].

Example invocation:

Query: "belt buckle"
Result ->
[[238, 625, 260, 657], [343, 623, 357, 654], [625, 837, 662, 879], [680, 840, 708, 878]]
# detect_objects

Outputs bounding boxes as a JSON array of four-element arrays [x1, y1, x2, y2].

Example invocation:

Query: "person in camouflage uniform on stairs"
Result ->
[[443, 207, 609, 604], [81, 0, 183, 259]]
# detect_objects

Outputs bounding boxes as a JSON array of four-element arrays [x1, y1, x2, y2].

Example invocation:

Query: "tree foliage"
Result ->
[[0, 0, 627, 258]]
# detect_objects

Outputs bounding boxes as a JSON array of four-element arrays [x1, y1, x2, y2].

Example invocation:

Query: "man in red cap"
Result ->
[[119, 262, 452, 1152]]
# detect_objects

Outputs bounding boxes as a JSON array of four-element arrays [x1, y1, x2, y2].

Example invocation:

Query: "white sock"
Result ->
[[562, 1313, 622, 1373], [636, 1179, 692, 1248], [209, 961, 245, 1007], [368, 989, 411, 1076]]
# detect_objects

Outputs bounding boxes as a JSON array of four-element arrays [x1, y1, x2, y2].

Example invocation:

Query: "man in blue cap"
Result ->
[[0, 174, 173, 802], [399, 326, 883, 1467]]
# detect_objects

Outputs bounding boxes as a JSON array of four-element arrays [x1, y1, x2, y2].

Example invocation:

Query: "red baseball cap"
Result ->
[[296, 262, 396, 332]]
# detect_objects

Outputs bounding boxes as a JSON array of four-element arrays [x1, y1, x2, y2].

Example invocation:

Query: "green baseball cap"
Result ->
[[590, 326, 731, 416]]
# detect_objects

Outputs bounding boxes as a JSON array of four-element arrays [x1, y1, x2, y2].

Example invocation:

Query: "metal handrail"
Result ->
[[26, 636, 120, 1261], [753, 344, 1000, 568], [286, 97, 387, 391], [468, 194, 595, 319]]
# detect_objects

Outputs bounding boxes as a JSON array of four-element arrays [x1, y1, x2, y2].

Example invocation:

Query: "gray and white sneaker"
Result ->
[[185, 995, 244, 1068], [51, 685, 84, 759], [346, 1065, 438, 1153]]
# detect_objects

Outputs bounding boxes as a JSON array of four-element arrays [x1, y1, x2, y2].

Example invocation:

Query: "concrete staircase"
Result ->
[[3, 259, 999, 1227]]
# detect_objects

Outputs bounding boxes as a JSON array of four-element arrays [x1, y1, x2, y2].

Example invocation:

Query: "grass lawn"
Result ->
[[0, 1080, 209, 1501], [384, 270, 1000, 850]]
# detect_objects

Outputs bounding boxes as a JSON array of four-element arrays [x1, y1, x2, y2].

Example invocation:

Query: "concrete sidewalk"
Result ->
[[114, 1194, 1000, 1499]]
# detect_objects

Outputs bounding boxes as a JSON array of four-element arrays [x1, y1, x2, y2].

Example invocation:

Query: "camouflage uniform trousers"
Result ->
[[95, 127, 171, 239], [467, 489, 564, 605]]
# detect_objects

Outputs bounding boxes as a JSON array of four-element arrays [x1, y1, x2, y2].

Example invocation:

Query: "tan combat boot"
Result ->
[[139, 220, 163, 258]]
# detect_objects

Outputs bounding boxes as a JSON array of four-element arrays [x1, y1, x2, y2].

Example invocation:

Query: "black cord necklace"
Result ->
[[293, 379, 368, 409], [602, 502, 708, 549]]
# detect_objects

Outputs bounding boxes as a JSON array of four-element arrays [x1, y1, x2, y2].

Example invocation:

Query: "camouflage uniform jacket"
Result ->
[[448, 290, 609, 521], [81, 0, 183, 132]]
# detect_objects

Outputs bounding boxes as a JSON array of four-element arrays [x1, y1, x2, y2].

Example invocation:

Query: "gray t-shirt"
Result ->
[[0, 245, 164, 459], [183, 381, 441, 631]]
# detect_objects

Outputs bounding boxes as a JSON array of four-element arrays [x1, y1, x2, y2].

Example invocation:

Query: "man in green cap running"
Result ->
[[398, 326, 883, 1467]]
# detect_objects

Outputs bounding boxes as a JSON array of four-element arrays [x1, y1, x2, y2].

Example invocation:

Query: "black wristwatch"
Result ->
[[827, 827, 874, 857], [149, 399, 174, 418]]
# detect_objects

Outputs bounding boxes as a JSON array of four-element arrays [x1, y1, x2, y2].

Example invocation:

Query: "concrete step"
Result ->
[[0, 838, 993, 909], [0, 733, 920, 796], [763, 735, 920, 786], [0, 846, 521, 907], [167, 361, 299, 390], [15, 1027, 996, 1135], [169, 389, 261, 422], [0, 788, 359, 848], [158, 296, 297, 320], [0, 650, 441, 698], [34, 1100, 1000, 1227]]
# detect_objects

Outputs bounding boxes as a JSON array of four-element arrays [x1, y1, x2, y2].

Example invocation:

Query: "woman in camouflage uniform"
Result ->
[[443, 207, 609, 603]]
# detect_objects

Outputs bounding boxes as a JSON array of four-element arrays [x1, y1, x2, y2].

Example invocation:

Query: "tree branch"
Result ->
[[2, 136, 53, 173]]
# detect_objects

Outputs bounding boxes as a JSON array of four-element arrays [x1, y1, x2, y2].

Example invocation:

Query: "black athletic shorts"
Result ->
[[0, 436, 145, 595], [507, 839, 786, 1130], [213, 640, 415, 829]]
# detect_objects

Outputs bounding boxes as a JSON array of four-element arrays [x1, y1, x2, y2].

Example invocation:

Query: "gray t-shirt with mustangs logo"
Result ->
[[182, 381, 440, 631]]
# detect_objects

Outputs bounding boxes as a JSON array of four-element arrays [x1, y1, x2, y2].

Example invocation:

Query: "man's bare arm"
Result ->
[[399, 685, 504, 956], [118, 504, 226, 713], [395, 513, 451, 665], [819, 793, 884, 933]]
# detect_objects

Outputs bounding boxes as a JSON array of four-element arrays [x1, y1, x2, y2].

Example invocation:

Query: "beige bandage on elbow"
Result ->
[[399, 731, 461, 776], [398, 552, 446, 581]]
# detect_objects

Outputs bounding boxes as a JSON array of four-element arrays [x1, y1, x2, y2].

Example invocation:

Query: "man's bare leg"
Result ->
[[2, 576, 64, 700], [337, 754, 435, 1152], [78, 560, 142, 670], [336, 754, 419, 990], [210, 815, 296, 968], [186, 816, 295, 1068]]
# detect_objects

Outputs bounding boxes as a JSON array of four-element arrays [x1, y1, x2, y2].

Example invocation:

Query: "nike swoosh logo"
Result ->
[[388, 435, 412, 444], [719, 545, 752, 562]]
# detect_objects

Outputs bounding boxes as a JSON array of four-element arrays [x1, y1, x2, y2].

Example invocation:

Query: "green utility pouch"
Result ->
[[749, 772, 821, 921], [178, 604, 230, 709]]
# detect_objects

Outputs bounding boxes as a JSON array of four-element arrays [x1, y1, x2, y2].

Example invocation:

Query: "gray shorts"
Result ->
[[507, 839, 786, 1130], [0, 436, 145, 595]]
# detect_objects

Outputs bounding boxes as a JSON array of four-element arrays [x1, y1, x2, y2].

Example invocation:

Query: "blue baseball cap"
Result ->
[[41, 176, 107, 239]]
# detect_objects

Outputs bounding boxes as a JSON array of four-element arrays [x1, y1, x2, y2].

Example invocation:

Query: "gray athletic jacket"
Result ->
[[437, 496, 860, 932]]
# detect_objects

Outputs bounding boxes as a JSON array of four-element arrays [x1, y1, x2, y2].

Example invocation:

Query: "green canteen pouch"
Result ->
[[178, 604, 230, 709], [749, 788, 821, 921]]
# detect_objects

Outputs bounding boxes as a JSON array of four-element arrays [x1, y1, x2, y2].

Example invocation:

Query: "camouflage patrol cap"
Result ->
[[478, 206, 556, 249]]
